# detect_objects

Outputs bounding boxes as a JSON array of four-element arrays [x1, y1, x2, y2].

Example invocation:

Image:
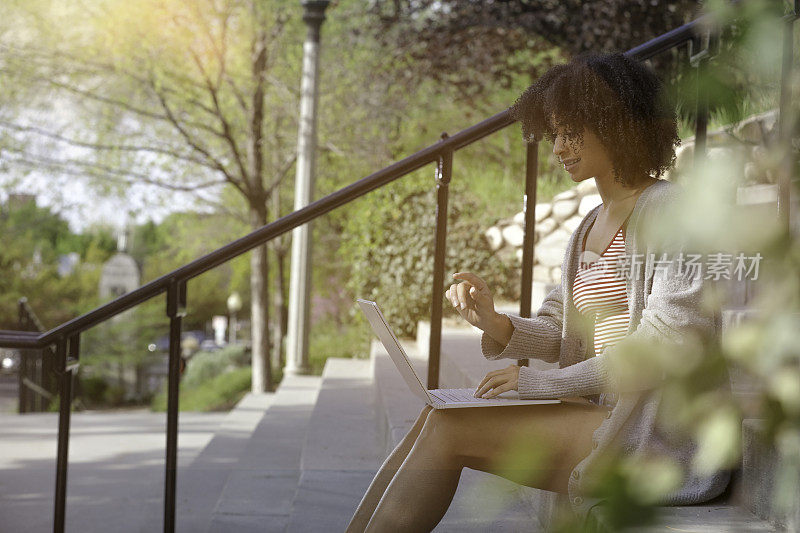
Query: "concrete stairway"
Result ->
[[193, 344, 546, 531], [285, 357, 382, 532], [203, 374, 322, 532], [285, 346, 544, 531], [179, 392, 276, 532]]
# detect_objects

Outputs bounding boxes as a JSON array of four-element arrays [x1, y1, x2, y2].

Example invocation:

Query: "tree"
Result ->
[[0, 198, 112, 329], [366, 0, 703, 95], [131, 211, 252, 332], [0, 0, 309, 391]]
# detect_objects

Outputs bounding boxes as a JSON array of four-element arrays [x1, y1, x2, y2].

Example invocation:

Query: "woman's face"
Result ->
[[551, 122, 614, 183]]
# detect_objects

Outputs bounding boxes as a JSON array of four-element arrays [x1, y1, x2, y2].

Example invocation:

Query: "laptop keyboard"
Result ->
[[429, 388, 483, 402]]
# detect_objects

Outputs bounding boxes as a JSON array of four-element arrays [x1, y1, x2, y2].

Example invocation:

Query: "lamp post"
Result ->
[[227, 292, 242, 345], [286, 0, 330, 376]]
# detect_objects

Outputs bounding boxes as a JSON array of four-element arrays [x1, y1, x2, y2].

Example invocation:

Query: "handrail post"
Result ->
[[18, 299, 30, 414], [777, 5, 796, 233], [164, 279, 187, 533], [53, 335, 79, 533], [689, 29, 714, 167], [518, 141, 540, 369], [428, 134, 453, 390]]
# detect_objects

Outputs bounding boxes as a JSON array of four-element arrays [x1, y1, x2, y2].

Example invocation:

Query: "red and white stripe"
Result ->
[[573, 225, 630, 357]]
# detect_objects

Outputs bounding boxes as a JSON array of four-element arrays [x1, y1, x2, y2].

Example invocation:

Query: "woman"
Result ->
[[346, 52, 730, 532]]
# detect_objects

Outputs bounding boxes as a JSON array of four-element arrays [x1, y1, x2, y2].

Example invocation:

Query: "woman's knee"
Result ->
[[417, 408, 462, 453], [418, 404, 433, 421]]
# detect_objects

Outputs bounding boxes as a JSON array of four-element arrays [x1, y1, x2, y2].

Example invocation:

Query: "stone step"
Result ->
[[372, 338, 428, 454], [598, 503, 777, 532], [178, 392, 275, 532], [286, 357, 384, 533], [206, 373, 322, 533], [741, 419, 799, 531], [370, 339, 545, 531]]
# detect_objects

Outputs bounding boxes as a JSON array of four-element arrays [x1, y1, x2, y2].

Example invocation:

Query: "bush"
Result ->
[[308, 317, 373, 375], [341, 185, 516, 337], [151, 366, 252, 412], [103, 384, 127, 407], [180, 344, 249, 388], [78, 374, 108, 407], [150, 344, 252, 412], [76, 373, 126, 408]]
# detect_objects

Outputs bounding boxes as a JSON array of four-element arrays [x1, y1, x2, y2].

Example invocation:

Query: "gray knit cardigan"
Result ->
[[481, 179, 731, 515]]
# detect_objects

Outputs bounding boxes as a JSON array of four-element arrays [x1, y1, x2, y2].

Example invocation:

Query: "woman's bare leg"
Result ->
[[364, 399, 608, 532], [345, 405, 433, 533]]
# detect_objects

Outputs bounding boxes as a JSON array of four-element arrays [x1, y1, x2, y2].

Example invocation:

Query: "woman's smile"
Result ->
[[562, 157, 581, 172]]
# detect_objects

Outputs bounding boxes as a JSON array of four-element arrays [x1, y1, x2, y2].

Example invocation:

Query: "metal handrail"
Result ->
[[16, 298, 57, 413]]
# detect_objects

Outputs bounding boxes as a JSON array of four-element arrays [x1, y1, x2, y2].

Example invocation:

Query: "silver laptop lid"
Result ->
[[357, 299, 433, 404]]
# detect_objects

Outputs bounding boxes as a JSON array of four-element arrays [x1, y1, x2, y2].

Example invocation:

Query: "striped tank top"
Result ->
[[573, 212, 632, 358]]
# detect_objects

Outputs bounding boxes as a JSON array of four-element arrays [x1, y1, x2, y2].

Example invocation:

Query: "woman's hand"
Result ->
[[474, 364, 520, 398], [445, 272, 497, 331]]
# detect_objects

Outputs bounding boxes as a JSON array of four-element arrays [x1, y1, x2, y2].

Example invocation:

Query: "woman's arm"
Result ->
[[515, 215, 719, 399], [480, 282, 565, 364]]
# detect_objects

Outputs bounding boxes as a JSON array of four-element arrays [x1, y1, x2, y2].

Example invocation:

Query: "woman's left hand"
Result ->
[[474, 364, 520, 398]]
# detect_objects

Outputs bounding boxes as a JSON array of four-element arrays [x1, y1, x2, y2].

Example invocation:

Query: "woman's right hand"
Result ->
[[445, 272, 497, 331]]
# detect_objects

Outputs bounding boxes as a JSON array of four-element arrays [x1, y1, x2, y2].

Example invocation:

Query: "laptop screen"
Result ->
[[357, 299, 432, 404]]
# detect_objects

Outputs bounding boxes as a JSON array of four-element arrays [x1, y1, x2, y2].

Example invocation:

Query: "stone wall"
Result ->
[[484, 179, 603, 285]]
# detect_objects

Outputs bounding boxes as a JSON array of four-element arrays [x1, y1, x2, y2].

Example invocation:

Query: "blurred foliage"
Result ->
[[0, 0, 308, 391], [76, 211, 255, 402], [130, 211, 252, 331], [310, 0, 575, 347], [77, 374, 109, 408], [667, 0, 793, 133]]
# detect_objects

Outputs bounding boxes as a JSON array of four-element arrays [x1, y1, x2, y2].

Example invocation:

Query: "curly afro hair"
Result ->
[[509, 52, 680, 187]]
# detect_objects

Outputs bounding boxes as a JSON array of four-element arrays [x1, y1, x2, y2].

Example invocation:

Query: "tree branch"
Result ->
[[0, 121, 211, 167], [265, 152, 297, 196], [188, 47, 251, 189], [2, 45, 224, 122], [4, 150, 226, 192], [36, 75, 227, 141], [149, 76, 249, 198]]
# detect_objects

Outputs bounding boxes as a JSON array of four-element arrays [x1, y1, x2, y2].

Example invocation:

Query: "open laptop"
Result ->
[[357, 299, 560, 409]]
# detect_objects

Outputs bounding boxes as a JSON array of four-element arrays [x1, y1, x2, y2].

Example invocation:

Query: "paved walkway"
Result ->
[[0, 374, 17, 414], [0, 409, 227, 533]]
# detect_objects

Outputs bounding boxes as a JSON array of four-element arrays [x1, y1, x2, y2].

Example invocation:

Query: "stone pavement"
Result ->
[[0, 409, 228, 533], [0, 374, 17, 414]]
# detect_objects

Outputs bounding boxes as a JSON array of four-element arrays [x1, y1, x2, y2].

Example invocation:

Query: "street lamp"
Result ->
[[227, 292, 242, 345], [286, 0, 330, 376]]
